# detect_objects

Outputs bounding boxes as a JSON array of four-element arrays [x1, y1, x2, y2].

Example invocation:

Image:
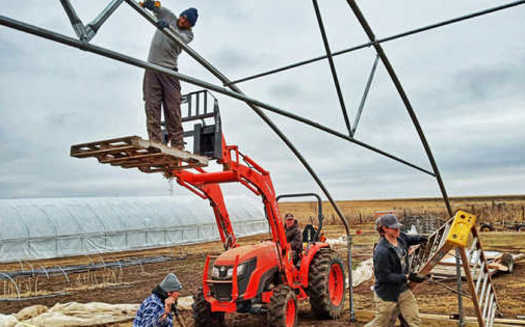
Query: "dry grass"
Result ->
[[278, 194, 525, 226]]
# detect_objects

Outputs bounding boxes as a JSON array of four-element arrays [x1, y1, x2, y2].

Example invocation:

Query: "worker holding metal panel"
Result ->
[[366, 214, 428, 327], [141, 0, 198, 150]]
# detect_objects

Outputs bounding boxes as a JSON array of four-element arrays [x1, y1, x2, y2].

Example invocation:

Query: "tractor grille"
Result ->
[[211, 283, 232, 301]]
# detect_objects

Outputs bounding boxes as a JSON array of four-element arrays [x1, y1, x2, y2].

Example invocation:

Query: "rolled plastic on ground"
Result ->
[[1, 302, 139, 327]]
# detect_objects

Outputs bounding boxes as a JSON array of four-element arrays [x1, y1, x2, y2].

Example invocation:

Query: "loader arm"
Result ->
[[171, 136, 290, 264]]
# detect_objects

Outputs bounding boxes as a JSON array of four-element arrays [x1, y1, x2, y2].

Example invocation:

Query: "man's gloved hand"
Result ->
[[408, 272, 429, 283], [420, 235, 429, 244], [157, 20, 169, 29], [141, 0, 156, 10]]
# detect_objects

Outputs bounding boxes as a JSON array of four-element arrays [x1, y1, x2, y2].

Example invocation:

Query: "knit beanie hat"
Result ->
[[180, 8, 198, 26], [159, 273, 182, 292]]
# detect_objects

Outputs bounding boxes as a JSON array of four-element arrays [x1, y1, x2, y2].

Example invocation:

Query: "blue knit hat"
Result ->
[[180, 8, 198, 27]]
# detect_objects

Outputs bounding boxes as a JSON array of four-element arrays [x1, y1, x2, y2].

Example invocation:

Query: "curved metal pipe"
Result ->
[[55, 265, 70, 284], [345, 0, 452, 216], [226, 0, 525, 86], [0, 273, 20, 299], [276, 193, 324, 240], [312, 0, 352, 136], [0, 15, 434, 178], [345, 1, 455, 323]]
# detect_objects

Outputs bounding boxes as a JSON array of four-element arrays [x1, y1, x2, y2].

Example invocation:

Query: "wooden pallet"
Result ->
[[70, 136, 208, 173]]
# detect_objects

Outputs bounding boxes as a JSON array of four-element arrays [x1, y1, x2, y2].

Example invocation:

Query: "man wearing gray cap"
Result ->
[[134, 272, 183, 327], [366, 214, 428, 327]]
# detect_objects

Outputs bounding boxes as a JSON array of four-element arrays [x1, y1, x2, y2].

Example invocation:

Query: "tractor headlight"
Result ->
[[237, 262, 249, 276], [222, 262, 249, 278], [213, 258, 257, 279]]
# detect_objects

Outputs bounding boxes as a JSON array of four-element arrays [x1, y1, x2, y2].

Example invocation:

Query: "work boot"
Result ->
[[148, 138, 163, 150], [170, 140, 186, 151]]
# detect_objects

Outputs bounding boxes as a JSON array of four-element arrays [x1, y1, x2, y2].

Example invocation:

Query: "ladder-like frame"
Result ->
[[409, 211, 500, 327]]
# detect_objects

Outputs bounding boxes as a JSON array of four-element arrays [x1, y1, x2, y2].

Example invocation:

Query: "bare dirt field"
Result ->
[[1, 196, 524, 326]]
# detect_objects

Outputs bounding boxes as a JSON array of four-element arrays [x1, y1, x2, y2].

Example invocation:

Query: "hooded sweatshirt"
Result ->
[[148, 6, 194, 70]]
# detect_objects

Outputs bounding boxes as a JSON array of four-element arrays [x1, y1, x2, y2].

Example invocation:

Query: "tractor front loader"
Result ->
[[164, 92, 346, 326]]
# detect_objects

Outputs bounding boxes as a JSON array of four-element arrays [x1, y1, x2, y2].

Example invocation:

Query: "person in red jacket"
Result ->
[[284, 213, 303, 265]]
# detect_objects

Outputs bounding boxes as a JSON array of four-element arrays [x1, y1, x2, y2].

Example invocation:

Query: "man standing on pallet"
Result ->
[[141, 0, 198, 150], [366, 214, 428, 327]]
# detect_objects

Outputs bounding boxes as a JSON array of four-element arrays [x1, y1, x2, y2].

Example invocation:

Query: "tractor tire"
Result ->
[[517, 225, 525, 232], [192, 288, 225, 327], [480, 224, 493, 232], [266, 285, 298, 327], [307, 249, 346, 319]]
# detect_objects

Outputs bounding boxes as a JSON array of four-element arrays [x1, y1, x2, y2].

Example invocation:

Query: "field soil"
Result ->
[[1, 196, 524, 326]]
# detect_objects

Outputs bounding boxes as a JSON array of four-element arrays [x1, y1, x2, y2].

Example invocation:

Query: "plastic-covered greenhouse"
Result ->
[[0, 196, 268, 263]]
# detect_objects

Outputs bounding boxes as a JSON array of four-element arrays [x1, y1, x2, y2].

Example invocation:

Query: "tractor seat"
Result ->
[[302, 224, 317, 243]]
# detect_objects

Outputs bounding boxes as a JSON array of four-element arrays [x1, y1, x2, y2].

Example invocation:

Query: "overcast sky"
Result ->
[[1, 1, 524, 201]]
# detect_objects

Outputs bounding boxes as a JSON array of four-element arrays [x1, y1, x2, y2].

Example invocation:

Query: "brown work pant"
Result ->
[[365, 290, 421, 327], [143, 69, 183, 147]]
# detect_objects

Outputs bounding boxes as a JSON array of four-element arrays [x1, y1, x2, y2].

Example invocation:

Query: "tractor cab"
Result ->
[[276, 193, 325, 247]]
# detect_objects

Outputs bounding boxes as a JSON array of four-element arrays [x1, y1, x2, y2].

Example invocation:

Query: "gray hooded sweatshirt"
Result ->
[[147, 6, 194, 70]]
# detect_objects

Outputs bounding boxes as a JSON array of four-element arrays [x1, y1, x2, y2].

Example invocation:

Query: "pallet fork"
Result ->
[[71, 90, 219, 173]]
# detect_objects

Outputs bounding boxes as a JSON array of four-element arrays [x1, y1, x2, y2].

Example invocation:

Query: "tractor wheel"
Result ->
[[192, 288, 225, 327], [267, 285, 298, 327], [517, 225, 525, 232], [307, 249, 346, 319]]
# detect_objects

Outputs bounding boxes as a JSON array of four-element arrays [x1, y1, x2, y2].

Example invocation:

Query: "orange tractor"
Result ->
[[165, 91, 347, 326]]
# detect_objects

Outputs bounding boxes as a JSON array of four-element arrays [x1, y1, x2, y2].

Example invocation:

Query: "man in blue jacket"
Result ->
[[366, 214, 428, 327], [134, 273, 183, 327]]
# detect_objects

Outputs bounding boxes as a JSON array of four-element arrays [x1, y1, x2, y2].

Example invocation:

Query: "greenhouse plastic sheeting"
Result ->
[[0, 196, 268, 263]]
